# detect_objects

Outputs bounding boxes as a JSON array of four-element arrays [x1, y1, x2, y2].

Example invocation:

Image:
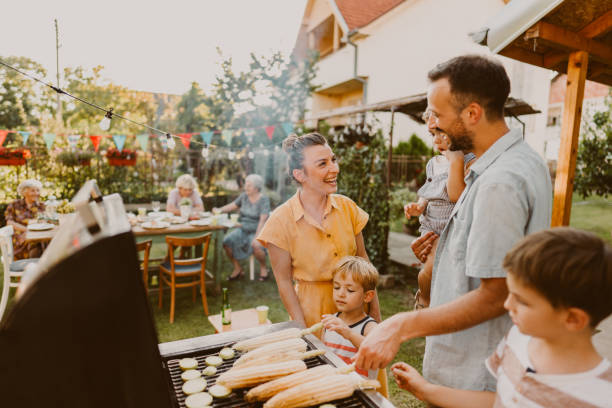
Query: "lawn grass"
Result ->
[[570, 194, 612, 244]]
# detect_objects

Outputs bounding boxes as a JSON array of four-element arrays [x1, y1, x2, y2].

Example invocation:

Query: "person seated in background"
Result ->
[[166, 174, 204, 216], [4, 179, 46, 259], [391, 227, 612, 408], [213, 174, 270, 281]]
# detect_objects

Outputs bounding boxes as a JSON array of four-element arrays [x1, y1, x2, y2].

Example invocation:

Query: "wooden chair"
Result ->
[[136, 240, 152, 292], [158, 234, 211, 323], [0, 226, 39, 321]]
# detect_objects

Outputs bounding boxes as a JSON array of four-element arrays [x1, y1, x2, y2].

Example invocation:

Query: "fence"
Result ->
[[390, 155, 428, 184]]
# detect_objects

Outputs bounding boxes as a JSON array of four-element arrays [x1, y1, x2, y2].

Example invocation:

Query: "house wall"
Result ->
[[304, 0, 554, 157]]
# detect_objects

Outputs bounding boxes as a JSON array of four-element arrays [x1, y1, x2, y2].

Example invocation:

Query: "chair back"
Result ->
[[0, 226, 14, 274], [165, 234, 211, 268]]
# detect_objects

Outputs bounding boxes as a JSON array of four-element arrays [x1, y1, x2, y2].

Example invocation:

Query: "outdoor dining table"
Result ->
[[24, 219, 232, 293]]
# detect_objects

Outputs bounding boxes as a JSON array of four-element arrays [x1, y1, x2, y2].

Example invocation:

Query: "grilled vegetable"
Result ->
[[245, 364, 355, 402], [182, 378, 207, 395], [233, 338, 306, 367], [184, 392, 213, 408], [181, 369, 202, 382], [319, 405, 336, 408], [219, 347, 235, 360], [209, 384, 232, 398], [216, 360, 307, 389], [202, 366, 217, 376], [232, 323, 323, 351], [237, 349, 325, 368], [263, 374, 379, 408], [205, 356, 223, 367], [179, 357, 198, 371]]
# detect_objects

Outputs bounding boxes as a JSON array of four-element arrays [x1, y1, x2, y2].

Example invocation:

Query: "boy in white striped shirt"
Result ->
[[391, 227, 612, 407]]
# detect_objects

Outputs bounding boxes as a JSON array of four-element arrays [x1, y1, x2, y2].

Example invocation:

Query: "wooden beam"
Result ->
[[525, 21, 612, 64], [499, 45, 543, 67], [543, 51, 568, 69], [551, 51, 589, 227], [579, 9, 612, 39]]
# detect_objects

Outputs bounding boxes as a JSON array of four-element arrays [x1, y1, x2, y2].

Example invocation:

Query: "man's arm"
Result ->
[[354, 277, 507, 370]]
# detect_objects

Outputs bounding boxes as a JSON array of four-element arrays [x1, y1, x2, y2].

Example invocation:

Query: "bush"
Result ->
[[56, 150, 94, 166], [390, 188, 421, 235], [575, 104, 611, 198]]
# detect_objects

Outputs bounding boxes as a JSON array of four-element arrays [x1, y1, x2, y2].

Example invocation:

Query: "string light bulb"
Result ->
[[248, 151, 255, 159], [165, 133, 176, 150], [99, 109, 113, 131], [228, 151, 236, 160], [201, 146, 209, 158]]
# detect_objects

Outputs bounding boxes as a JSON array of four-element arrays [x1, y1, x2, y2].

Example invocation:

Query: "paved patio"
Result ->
[[387, 232, 612, 360]]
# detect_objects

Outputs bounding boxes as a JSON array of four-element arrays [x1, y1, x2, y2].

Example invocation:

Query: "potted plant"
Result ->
[[179, 197, 192, 219], [106, 148, 137, 166], [56, 150, 94, 166], [0, 147, 30, 166]]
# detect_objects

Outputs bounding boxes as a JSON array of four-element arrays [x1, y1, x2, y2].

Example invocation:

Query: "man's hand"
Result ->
[[321, 314, 351, 338], [352, 314, 405, 370], [391, 362, 431, 401], [404, 202, 425, 218], [411, 231, 438, 263]]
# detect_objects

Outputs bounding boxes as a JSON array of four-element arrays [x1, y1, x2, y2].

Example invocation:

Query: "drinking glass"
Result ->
[[152, 200, 161, 213]]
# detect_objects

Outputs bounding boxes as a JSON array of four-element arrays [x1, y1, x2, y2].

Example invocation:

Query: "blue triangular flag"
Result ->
[[281, 122, 294, 135], [112, 134, 127, 151], [221, 129, 233, 144], [18, 131, 31, 145], [136, 134, 149, 151], [200, 131, 213, 145], [43, 133, 56, 150]]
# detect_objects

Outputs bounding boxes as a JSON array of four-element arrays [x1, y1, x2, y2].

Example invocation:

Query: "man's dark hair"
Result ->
[[503, 227, 612, 327], [428, 55, 510, 121]]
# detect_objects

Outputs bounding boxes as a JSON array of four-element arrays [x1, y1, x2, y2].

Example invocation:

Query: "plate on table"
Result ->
[[27, 223, 55, 231], [149, 211, 172, 218], [199, 211, 212, 218], [189, 219, 212, 227], [141, 221, 170, 230], [168, 216, 187, 224]]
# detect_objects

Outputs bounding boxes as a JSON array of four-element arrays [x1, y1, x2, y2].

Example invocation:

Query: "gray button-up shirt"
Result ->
[[422, 128, 552, 391]]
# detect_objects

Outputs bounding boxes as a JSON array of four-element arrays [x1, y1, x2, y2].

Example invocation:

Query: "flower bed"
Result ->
[[106, 148, 137, 166], [56, 150, 94, 167], [0, 148, 30, 166]]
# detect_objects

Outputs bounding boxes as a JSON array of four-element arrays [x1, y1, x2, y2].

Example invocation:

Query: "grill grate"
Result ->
[[163, 338, 379, 408]]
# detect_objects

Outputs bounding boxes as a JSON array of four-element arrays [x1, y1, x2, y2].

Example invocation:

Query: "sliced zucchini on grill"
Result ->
[[202, 366, 217, 376], [205, 356, 223, 367], [179, 357, 198, 371], [182, 378, 207, 395], [181, 369, 202, 382], [185, 392, 213, 408], [219, 347, 235, 360], [209, 384, 231, 398]]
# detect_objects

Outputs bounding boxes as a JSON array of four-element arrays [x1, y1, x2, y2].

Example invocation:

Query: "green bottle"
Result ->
[[221, 287, 231, 325]]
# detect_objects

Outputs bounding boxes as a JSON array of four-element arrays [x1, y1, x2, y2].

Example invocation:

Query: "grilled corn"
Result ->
[[263, 374, 379, 408], [215, 360, 307, 389], [245, 364, 355, 402], [232, 323, 322, 352], [233, 338, 307, 367], [237, 349, 325, 368]]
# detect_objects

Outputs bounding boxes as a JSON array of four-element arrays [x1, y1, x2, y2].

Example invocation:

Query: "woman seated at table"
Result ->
[[213, 174, 270, 281], [4, 179, 46, 260], [166, 174, 204, 216]]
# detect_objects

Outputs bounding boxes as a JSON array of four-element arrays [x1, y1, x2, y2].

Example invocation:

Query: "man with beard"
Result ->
[[353, 55, 552, 395]]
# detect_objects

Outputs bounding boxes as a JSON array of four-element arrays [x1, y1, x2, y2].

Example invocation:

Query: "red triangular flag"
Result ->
[[265, 125, 275, 140], [178, 133, 193, 149], [90, 135, 102, 152], [0, 130, 8, 147]]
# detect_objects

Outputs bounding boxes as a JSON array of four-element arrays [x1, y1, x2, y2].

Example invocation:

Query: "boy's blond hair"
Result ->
[[332, 256, 379, 292]]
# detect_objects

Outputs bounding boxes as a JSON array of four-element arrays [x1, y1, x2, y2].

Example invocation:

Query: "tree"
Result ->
[[575, 97, 612, 198], [176, 82, 216, 132]]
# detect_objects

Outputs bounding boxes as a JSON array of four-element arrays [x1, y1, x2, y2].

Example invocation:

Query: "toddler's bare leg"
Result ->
[[416, 238, 439, 308]]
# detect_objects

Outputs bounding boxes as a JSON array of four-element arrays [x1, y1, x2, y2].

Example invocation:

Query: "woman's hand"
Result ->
[[321, 314, 351, 338], [391, 362, 431, 401], [411, 232, 438, 263]]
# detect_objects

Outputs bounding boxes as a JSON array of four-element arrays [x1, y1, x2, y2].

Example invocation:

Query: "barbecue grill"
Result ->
[[159, 321, 396, 408]]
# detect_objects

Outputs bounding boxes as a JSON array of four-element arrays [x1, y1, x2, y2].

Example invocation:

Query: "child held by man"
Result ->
[[391, 227, 612, 407], [322, 256, 379, 379], [404, 128, 475, 308]]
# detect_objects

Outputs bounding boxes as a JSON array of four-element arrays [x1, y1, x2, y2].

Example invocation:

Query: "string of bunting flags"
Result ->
[[0, 122, 296, 154]]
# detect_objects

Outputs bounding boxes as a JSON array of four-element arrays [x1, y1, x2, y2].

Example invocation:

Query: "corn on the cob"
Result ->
[[245, 364, 355, 402], [237, 349, 325, 369], [263, 374, 379, 408], [233, 338, 307, 367], [215, 360, 307, 389], [232, 323, 322, 352]]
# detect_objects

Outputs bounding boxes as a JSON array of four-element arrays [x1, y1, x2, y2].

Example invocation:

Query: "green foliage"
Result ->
[[389, 187, 421, 235], [575, 99, 611, 198], [393, 134, 432, 186], [55, 150, 94, 166], [324, 125, 390, 273], [393, 134, 431, 156]]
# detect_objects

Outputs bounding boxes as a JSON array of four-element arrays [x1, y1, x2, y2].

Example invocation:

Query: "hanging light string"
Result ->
[[0, 58, 295, 152]]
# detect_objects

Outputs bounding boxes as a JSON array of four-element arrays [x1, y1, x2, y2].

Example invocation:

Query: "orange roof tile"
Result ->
[[335, 0, 405, 30]]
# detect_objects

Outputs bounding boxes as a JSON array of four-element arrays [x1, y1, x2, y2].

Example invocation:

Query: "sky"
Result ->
[[1, 0, 308, 95]]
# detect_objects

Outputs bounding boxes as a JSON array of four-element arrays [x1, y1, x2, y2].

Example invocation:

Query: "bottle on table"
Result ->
[[222, 287, 231, 325]]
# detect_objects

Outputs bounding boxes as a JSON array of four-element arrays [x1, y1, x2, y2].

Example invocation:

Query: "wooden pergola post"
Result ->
[[387, 107, 396, 187], [551, 51, 589, 227]]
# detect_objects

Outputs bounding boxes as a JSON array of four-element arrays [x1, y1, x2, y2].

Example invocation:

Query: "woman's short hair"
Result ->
[[282, 132, 328, 183], [245, 174, 264, 192], [175, 174, 198, 191], [17, 179, 42, 196]]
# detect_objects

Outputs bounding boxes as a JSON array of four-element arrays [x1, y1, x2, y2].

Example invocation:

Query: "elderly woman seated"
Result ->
[[213, 174, 270, 281], [166, 174, 204, 217], [4, 179, 46, 260]]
